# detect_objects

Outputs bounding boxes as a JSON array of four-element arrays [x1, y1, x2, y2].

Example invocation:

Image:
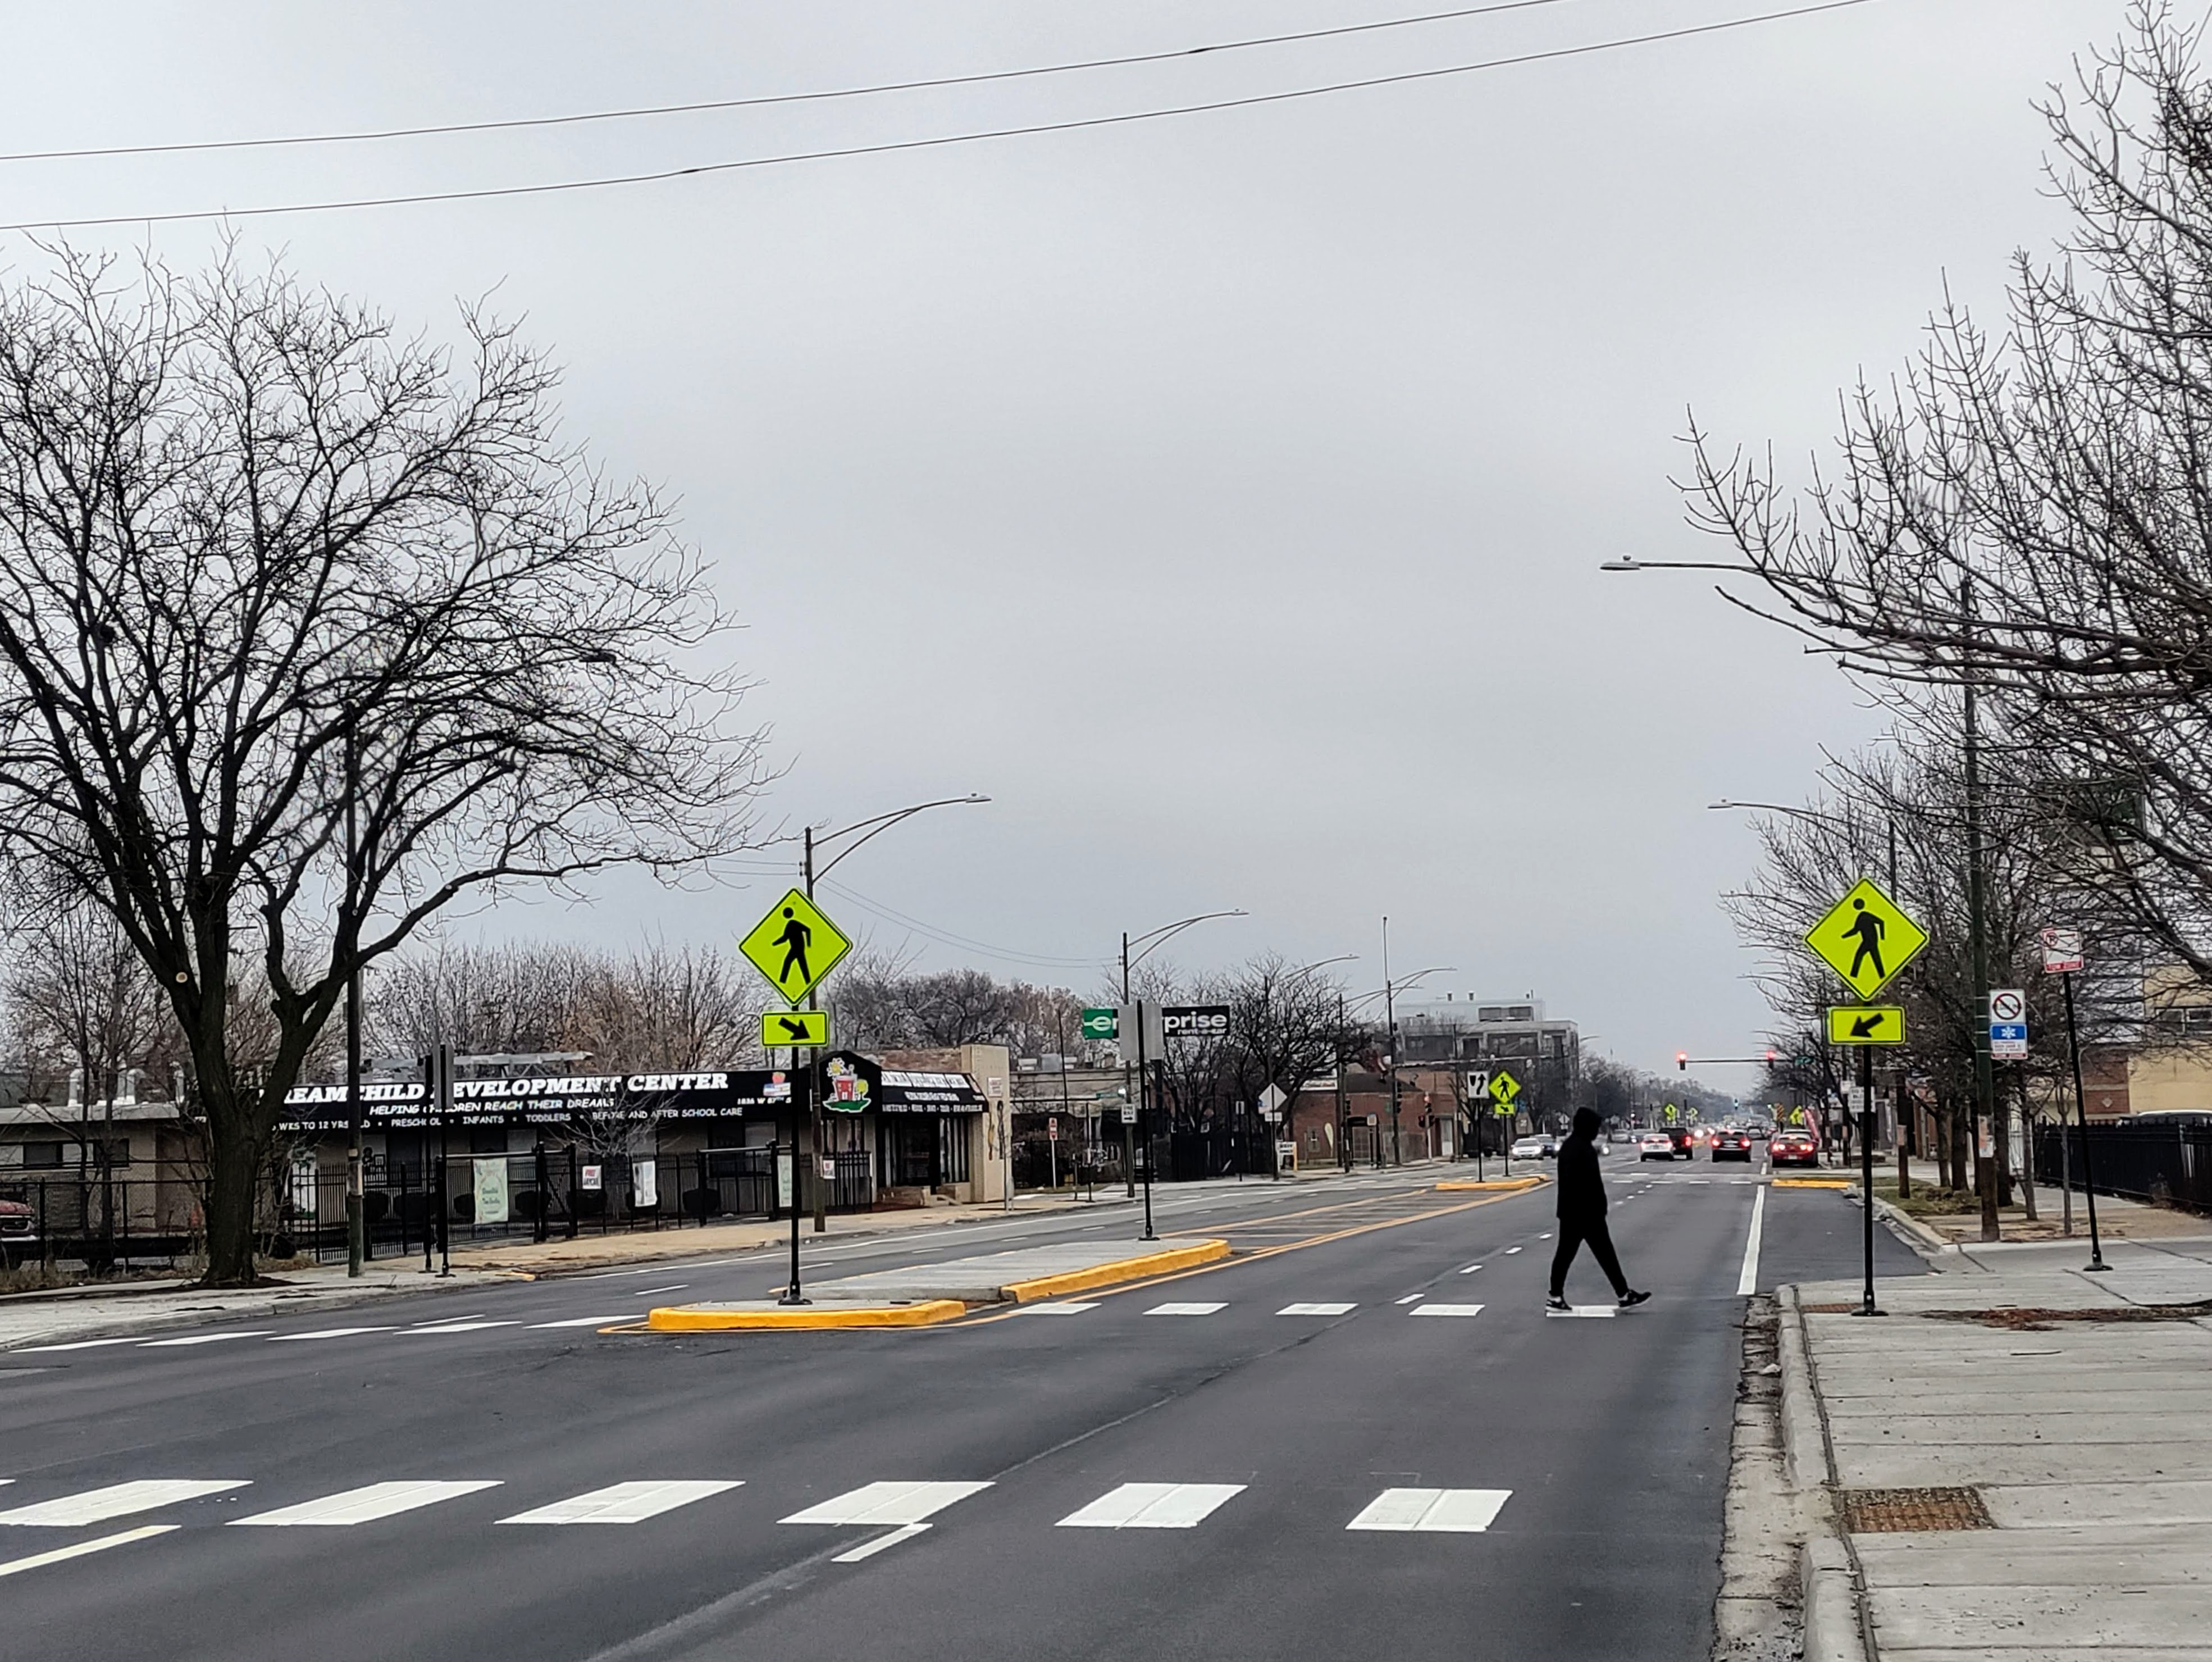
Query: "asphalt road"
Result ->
[[0, 1153, 1923, 1662]]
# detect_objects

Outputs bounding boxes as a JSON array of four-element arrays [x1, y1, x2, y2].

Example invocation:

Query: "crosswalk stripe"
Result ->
[[0, 1480, 249, 1526], [1275, 1303, 1356, 1317], [780, 1481, 991, 1527], [0, 1524, 177, 1578], [1346, 1487, 1512, 1532], [1408, 1304, 1486, 1318], [498, 1481, 740, 1525], [526, 1316, 632, 1329], [402, 1322, 521, 1335], [140, 1332, 272, 1347], [1545, 1305, 1617, 1319], [1141, 1302, 1225, 1317], [266, 1327, 398, 1342], [1056, 1483, 1246, 1529], [1020, 1303, 1098, 1315], [831, 1521, 930, 1561], [15, 1338, 140, 1353], [230, 1481, 501, 1527]]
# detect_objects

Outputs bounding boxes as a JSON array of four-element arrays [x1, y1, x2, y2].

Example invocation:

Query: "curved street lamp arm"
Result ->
[[811, 794, 990, 885], [1127, 909, 1247, 973]]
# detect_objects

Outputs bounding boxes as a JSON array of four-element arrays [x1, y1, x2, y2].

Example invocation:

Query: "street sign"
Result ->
[[1990, 988, 2028, 1059], [1081, 1007, 1118, 1041], [1258, 1083, 1287, 1116], [739, 889, 852, 1005], [1048, 1117, 1060, 1141], [1488, 1071, 1521, 1108], [1805, 877, 1928, 999], [1826, 1005, 1906, 1046], [760, 1010, 831, 1048], [2040, 927, 2085, 975]]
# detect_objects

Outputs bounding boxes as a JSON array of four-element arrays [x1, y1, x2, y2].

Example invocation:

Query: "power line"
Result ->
[[0, 1, 1596, 167], [0, 0, 1880, 234], [816, 877, 1109, 973]]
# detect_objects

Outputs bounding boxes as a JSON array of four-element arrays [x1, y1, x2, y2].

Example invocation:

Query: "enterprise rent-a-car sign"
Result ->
[[1162, 1005, 1231, 1040]]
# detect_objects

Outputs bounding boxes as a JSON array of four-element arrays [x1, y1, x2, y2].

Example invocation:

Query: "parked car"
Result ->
[[1709, 1127, 1755, 1161], [1637, 1132, 1675, 1160], [1770, 1130, 1820, 1167], [0, 1192, 35, 1255]]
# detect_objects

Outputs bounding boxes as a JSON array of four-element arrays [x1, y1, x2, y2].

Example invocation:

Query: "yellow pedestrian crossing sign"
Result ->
[[1826, 1005, 1905, 1046], [1488, 1071, 1521, 1108], [761, 1009, 832, 1048], [739, 889, 852, 1005], [1806, 878, 1927, 999]]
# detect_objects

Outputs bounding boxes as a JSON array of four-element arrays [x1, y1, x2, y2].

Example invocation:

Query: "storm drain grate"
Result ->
[[1842, 1487, 1995, 1532]]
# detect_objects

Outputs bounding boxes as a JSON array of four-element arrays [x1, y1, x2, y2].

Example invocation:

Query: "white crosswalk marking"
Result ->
[[1408, 1304, 1486, 1318], [1276, 1303, 1355, 1317], [0, 1524, 177, 1578], [527, 1317, 631, 1329], [831, 1522, 929, 1561], [780, 1481, 991, 1527], [266, 1327, 396, 1343], [140, 1332, 272, 1347], [16, 1338, 139, 1353], [1020, 1303, 1098, 1315], [498, 1481, 740, 1525], [1545, 1305, 1617, 1319], [1056, 1483, 1246, 1529], [1347, 1487, 1512, 1532], [402, 1321, 521, 1335], [230, 1481, 501, 1527], [0, 1480, 248, 1526], [1142, 1302, 1225, 1317]]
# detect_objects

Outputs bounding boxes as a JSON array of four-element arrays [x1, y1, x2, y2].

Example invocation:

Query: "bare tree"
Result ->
[[1686, 4, 2212, 986], [0, 247, 764, 1283]]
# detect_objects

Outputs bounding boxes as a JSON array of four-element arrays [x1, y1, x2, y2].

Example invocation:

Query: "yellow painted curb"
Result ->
[[1004, 1238, 1232, 1304], [1435, 1176, 1547, 1192], [1773, 1178, 1854, 1190], [645, 1299, 968, 1332]]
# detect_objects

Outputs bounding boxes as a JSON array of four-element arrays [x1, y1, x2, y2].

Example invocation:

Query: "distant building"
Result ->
[[1393, 995, 1581, 1131]]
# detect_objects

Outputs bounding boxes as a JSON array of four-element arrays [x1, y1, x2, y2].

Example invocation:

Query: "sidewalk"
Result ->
[[1872, 1176, 2210, 1248], [1777, 1233, 2212, 1660]]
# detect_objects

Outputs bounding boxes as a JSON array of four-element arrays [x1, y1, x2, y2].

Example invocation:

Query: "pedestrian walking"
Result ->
[[1548, 1107, 1651, 1312]]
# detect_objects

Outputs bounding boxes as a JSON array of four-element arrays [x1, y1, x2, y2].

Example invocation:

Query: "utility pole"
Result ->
[[2060, 969, 2108, 1271], [1121, 934, 1136, 1198], [1962, 575, 2001, 1242], [344, 711, 365, 1278], [1383, 917, 1401, 1167]]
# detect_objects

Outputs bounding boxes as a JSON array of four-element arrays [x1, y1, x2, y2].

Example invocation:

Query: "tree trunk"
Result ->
[[201, 1090, 268, 1286]]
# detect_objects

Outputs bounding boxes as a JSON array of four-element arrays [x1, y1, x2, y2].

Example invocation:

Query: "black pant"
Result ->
[[1549, 1216, 1627, 1299]]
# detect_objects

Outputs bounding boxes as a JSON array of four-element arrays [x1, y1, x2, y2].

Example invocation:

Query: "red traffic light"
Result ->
[[1676, 1051, 1688, 1071]]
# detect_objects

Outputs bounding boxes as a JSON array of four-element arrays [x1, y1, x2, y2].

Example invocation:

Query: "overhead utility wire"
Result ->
[[817, 877, 1107, 972], [0, 0, 1880, 234], [0, 0, 1595, 166]]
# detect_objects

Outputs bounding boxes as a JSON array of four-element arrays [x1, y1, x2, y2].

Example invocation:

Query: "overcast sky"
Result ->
[[2, 0, 2128, 1083]]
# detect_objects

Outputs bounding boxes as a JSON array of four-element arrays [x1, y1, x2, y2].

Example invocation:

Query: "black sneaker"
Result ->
[[1545, 1295, 1571, 1312], [1618, 1289, 1652, 1309]]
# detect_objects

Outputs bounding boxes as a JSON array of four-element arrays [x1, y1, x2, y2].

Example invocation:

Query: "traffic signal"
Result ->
[[1676, 1051, 1688, 1071]]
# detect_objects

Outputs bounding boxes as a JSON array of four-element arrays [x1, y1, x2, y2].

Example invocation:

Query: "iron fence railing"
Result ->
[[2033, 1121, 2212, 1215]]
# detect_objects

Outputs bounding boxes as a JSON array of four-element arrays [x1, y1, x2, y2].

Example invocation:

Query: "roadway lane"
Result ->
[[0, 1156, 1910, 1662]]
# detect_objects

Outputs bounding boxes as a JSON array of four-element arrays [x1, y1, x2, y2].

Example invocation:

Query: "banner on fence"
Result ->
[[472, 1158, 510, 1225], [632, 1157, 658, 1209]]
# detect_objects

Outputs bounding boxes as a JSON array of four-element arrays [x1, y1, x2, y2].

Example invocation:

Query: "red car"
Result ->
[[1770, 1130, 1819, 1167], [0, 1194, 35, 1256]]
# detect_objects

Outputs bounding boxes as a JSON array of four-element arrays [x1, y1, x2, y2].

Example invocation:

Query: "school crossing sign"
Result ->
[[1805, 877, 1928, 1000]]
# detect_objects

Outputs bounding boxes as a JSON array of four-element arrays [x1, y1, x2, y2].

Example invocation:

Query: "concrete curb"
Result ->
[[1433, 1176, 1547, 1193], [1867, 1194, 1949, 1257], [1002, 1238, 1230, 1302], [1774, 1177, 1854, 1191], [645, 1299, 968, 1332], [1778, 1285, 1875, 1661]]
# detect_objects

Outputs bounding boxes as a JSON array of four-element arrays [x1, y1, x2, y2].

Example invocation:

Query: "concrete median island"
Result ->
[[645, 1235, 1230, 1331]]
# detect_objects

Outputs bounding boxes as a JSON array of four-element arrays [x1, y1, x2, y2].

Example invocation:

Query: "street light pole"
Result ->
[[343, 710, 364, 1279], [1118, 909, 1245, 1231], [1383, 918, 1401, 1167], [1961, 576, 2001, 1242]]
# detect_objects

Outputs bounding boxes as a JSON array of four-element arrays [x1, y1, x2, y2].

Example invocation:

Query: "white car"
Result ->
[[1509, 1136, 1554, 1160], [1638, 1132, 1676, 1161]]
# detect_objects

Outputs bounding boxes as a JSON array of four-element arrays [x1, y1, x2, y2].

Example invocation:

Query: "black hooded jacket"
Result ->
[[1554, 1109, 1607, 1224]]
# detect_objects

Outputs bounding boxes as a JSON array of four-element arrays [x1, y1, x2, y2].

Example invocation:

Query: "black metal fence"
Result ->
[[2033, 1120, 2212, 1215], [0, 1177, 193, 1268]]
